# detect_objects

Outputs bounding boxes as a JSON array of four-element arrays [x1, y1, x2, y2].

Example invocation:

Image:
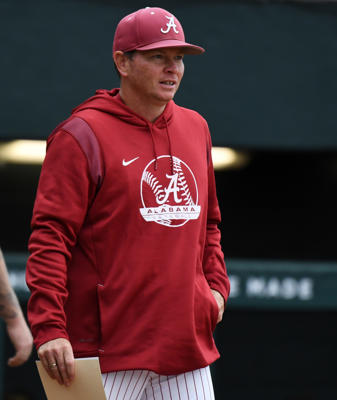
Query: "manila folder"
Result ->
[[36, 357, 107, 400]]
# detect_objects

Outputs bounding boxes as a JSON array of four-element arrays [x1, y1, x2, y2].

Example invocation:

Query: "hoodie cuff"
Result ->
[[33, 325, 70, 350]]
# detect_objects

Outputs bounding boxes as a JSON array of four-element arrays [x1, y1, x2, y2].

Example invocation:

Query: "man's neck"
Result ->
[[119, 88, 167, 123]]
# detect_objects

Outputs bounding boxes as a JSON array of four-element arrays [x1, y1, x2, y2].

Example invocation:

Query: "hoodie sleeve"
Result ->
[[202, 128, 230, 304], [26, 129, 96, 349]]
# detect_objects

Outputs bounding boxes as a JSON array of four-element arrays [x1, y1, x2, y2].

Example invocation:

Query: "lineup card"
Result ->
[[36, 357, 107, 400]]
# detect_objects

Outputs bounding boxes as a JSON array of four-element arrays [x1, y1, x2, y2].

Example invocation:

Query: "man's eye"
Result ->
[[176, 55, 184, 61], [152, 54, 163, 59]]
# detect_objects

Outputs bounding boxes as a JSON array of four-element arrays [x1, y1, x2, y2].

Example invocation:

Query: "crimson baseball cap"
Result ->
[[113, 7, 205, 55]]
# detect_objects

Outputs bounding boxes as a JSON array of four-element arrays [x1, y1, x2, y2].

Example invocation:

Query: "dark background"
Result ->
[[1, 0, 337, 399]]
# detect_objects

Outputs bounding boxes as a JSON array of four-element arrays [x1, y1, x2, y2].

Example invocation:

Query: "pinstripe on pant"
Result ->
[[102, 366, 215, 400]]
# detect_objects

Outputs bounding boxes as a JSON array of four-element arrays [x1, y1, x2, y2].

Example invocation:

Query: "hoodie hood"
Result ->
[[72, 88, 175, 172], [72, 88, 174, 129]]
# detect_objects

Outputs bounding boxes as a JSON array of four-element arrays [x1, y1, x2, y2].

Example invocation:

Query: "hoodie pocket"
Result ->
[[195, 277, 219, 333], [96, 283, 106, 350], [207, 287, 219, 331]]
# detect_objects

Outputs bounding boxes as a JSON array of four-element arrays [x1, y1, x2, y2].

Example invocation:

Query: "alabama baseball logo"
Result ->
[[140, 155, 201, 227], [160, 15, 179, 34]]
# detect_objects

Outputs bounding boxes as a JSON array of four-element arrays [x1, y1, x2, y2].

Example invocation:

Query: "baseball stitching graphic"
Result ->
[[139, 155, 201, 227], [142, 171, 166, 205], [172, 157, 194, 206]]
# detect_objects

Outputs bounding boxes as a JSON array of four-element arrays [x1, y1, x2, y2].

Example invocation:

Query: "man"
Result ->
[[0, 248, 33, 366], [26, 7, 230, 399]]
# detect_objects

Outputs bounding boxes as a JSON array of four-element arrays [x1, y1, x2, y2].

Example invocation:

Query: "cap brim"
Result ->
[[135, 40, 205, 55]]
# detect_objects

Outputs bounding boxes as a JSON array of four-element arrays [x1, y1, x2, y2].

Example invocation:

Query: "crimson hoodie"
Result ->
[[26, 88, 230, 375]]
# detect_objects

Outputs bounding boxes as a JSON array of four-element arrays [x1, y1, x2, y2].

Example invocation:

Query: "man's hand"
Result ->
[[6, 315, 33, 367], [211, 289, 225, 323], [0, 248, 33, 366], [38, 338, 75, 387]]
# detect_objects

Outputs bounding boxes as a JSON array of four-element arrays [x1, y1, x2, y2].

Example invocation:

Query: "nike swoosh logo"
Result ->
[[122, 157, 139, 166]]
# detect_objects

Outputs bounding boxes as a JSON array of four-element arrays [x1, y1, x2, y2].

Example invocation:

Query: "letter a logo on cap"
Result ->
[[160, 15, 179, 34]]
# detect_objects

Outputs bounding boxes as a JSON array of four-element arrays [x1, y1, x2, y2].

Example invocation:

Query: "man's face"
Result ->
[[124, 47, 185, 106]]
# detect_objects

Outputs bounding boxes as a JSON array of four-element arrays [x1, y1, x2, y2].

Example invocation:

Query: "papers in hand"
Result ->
[[36, 357, 107, 400]]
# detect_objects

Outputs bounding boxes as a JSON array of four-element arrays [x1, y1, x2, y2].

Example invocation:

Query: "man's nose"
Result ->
[[165, 59, 179, 73]]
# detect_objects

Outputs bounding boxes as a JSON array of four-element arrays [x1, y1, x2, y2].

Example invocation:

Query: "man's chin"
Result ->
[[157, 93, 176, 104]]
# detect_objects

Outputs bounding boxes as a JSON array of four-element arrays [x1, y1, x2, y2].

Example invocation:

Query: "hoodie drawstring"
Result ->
[[165, 119, 174, 175], [147, 119, 174, 174], [148, 123, 158, 170]]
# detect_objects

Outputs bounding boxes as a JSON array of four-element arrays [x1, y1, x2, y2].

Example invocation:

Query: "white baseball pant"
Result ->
[[102, 366, 215, 400]]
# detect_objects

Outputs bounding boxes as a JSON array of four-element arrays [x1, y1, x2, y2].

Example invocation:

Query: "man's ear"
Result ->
[[113, 51, 130, 77]]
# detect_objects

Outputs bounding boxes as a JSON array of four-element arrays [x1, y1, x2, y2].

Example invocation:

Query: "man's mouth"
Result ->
[[160, 81, 175, 86]]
